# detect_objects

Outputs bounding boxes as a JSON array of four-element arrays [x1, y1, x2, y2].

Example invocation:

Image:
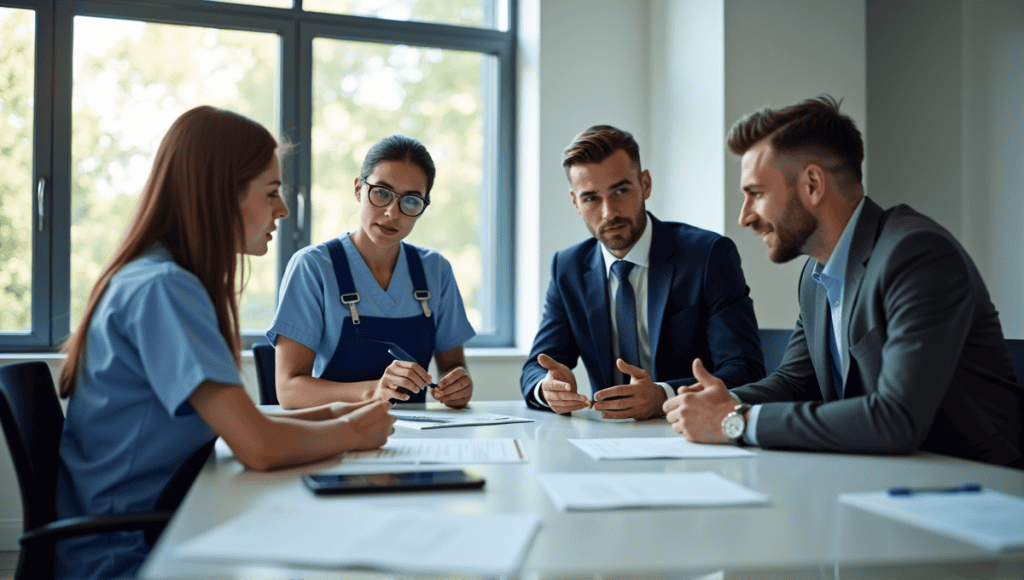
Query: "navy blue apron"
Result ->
[[319, 239, 436, 403]]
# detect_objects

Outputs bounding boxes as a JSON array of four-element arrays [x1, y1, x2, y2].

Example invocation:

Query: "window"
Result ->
[[0, 0, 515, 351]]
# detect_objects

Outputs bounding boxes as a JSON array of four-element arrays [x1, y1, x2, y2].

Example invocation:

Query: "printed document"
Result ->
[[569, 437, 755, 460], [392, 408, 534, 430], [343, 438, 526, 464], [539, 471, 769, 511], [178, 500, 541, 576], [840, 489, 1024, 551]]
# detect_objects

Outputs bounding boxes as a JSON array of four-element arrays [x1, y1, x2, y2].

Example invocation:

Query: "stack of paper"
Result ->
[[539, 471, 769, 511], [392, 408, 534, 429], [178, 500, 541, 577], [568, 437, 755, 460], [839, 488, 1024, 551], [342, 438, 527, 464]]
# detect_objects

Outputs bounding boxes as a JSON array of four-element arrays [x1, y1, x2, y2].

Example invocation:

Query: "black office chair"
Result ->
[[0, 361, 213, 580], [252, 343, 279, 405], [758, 328, 793, 375]]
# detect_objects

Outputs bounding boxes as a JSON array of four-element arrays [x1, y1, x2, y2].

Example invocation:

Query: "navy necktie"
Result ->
[[612, 260, 639, 385]]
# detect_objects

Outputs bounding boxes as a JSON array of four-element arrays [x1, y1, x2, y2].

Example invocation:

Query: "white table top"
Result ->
[[140, 401, 1024, 579]]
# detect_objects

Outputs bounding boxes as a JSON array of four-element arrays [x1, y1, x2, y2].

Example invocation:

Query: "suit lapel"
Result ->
[[811, 278, 837, 401], [839, 198, 883, 394], [583, 243, 613, 391], [646, 216, 673, 375]]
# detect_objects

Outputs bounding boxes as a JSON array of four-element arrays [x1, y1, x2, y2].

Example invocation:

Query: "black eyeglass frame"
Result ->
[[362, 180, 431, 217]]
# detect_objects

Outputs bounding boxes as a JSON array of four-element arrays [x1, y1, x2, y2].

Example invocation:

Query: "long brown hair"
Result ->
[[60, 106, 278, 397]]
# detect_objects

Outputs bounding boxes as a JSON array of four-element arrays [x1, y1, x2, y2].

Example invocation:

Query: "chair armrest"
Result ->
[[20, 511, 173, 545]]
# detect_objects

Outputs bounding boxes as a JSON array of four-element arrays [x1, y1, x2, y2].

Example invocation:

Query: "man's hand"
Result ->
[[433, 366, 472, 409], [663, 358, 738, 443], [372, 360, 432, 402], [538, 353, 591, 414], [592, 359, 667, 421]]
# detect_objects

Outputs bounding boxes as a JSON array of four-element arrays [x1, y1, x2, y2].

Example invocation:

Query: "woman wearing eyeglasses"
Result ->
[[268, 135, 475, 409]]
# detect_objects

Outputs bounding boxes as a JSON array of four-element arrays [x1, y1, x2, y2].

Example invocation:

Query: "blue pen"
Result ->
[[387, 347, 437, 389], [888, 484, 982, 496]]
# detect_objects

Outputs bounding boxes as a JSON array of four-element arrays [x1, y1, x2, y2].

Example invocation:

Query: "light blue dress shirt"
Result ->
[[56, 243, 244, 580], [267, 234, 476, 377], [743, 198, 865, 445]]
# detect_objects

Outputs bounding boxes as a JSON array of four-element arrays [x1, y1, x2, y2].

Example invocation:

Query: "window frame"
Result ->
[[0, 0, 516, 352]]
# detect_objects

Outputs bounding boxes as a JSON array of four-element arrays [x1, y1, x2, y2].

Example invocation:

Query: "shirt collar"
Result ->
[[814, 197, 866, 283], [601, 212, 652, 277]]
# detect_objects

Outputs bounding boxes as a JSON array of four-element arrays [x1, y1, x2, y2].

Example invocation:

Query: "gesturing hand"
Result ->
[[663, 358, 737, 443], [592, 359, 667, 421], [538, 353, 591, 414]]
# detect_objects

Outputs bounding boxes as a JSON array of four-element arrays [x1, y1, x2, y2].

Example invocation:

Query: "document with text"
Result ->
[[568, 437, 755, 460], [539, 471, 769, 511], [178, 500, 541, 576], [342, 438, 527, 464], [392, 408, 534, 430], [840, 489, 1024, 551]]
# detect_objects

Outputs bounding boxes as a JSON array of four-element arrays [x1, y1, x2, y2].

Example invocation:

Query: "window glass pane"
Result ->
[[304, 0, 498, 29], [71, 17, 281, 334], [0, 7, 34, 332], [311, 39, 496, 333]]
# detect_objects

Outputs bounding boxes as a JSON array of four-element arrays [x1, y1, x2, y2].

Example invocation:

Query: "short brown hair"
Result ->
[[561, 125, 642, 177], [726, 95, 864, 185]]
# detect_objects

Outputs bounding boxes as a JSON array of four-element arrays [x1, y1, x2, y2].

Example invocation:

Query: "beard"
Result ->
[[764, 191, 817, 263], [591, 210, 647, 254]]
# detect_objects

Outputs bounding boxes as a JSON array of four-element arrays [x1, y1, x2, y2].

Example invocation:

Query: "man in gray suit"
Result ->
[[664, 95, 1021, 467]]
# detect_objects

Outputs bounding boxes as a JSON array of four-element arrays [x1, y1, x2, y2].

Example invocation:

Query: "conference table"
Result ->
[[140, 401, 1024, 579]]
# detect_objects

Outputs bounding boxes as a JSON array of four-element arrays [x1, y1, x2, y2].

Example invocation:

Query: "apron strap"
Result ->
[[402, 242, 432, 318], [326, 238, 361, 325]]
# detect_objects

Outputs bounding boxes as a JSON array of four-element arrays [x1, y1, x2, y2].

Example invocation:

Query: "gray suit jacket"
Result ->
[[732, 198, 1021, 465]]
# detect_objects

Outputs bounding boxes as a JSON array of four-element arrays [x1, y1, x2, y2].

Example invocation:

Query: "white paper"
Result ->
[[569, 437, 755, 460], [539, 471, 769, 511], [342, 438, 527, 464], [392, 408, 534, 430], [839, 489, 1024, 552], [178, 500, 541, 576]]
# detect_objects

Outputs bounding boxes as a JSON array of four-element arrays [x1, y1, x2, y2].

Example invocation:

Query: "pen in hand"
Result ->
[[387, 347, 437, 390]]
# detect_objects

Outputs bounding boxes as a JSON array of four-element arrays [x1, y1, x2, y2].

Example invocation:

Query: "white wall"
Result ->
[[866, 0, 1024, 340], [723, 0, 867, 329]]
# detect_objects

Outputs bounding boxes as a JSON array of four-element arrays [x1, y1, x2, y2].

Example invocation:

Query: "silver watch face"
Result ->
[[722, 413, 745, 439]]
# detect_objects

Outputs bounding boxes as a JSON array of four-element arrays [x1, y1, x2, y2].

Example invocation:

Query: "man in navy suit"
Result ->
[[520, 125, 765, 419]]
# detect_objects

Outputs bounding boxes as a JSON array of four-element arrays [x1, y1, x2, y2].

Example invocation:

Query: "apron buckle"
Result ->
[[413, 290, 432, 318], [340, 292, 361, 325]]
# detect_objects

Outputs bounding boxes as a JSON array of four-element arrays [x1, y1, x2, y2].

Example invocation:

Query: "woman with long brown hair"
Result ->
[[55, 106, 394, 580]]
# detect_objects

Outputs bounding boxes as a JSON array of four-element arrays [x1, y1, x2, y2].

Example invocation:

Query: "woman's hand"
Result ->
[[372, 360, 433, 402], [433, 366, 473, 408], [338, 400, 396, 451]]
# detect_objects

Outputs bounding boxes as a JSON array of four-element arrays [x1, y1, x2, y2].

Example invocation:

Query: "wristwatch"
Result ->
[[721, 403, 752, 443]]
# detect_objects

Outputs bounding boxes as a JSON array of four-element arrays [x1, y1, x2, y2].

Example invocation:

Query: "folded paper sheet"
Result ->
[[178, 500, 541, 576]]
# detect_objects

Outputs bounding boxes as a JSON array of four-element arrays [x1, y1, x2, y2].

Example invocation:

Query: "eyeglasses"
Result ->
[[363, 180, 430, 217]]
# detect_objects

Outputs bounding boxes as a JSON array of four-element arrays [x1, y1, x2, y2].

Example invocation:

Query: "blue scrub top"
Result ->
[[267, 234, 476, 377], [55, 243, 243, 580]]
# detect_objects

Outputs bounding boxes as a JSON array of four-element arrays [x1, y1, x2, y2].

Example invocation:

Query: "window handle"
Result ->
[[37, 176, 46, 231], [297, 184, 306, 234]]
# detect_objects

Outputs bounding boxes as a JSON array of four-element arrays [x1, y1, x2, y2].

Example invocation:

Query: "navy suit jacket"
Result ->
[[732, 198, 1021, 465], [521, 214, 765, 409]]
